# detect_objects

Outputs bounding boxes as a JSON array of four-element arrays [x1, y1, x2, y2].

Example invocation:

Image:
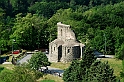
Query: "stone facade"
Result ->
[[49, 22, 85, 62]]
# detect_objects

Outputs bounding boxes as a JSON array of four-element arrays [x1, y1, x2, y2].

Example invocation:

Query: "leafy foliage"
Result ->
[[1, 0, 124, 81], [0, 0, 124, 57], [28, 51, 51, 70], [63, 48, 116, 82], [87, 61, 116, 82], [118, 45, 124, 81], [0, 64, 43, 82], [10, 13, 48, 50], [115, 43, 124, 60], [0, 68, 13, 82], [29, 1, 69, 18]]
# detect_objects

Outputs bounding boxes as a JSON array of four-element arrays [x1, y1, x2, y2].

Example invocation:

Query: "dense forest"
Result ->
[[0, 0, 124, 57]]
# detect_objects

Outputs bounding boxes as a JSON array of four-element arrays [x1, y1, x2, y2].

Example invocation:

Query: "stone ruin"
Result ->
[[49, 22, 85, 62]]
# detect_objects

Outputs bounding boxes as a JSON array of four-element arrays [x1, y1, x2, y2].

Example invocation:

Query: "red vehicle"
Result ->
[[12, 50, 20, 54]]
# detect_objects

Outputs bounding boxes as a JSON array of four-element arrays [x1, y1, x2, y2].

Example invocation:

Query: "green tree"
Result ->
[[47, 8, 87, 42], [0, 64, 43, 82], [28, 51, 51, 70], [0, 8, 5, 37], [28, 1, 69, 18], [0, 9, 14, 53], [63, 48, 96, 82], [0, 0, 13, 16], [63, 48, 116, 82], [10, 0, 29, 16], [116, 43, 124, 60], [114, 27, 124, 59], [115, 43, 124, 81], [90, 29, 104, 52], [12, 64, 42, 82], [10, 13, 48, 50], [87, 61, 116, 82]]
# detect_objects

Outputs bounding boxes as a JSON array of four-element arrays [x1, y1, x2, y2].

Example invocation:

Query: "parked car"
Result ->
[[13, 50, 20, 54], [94, 50, 105, 58]]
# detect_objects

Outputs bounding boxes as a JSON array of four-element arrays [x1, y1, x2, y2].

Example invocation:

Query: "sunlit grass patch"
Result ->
[[0, 64, 14, 70], [51, 62, 71, 70], [38, 74, 63, 82], [40, 79, 55, 82], [100, 58, 122, 80]]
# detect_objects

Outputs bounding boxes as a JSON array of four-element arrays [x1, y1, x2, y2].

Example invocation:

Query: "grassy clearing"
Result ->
[[49, 58, 122, 81], [0, 58, 122, 82], [50, 58, 122, 76], [0, 64, 14, 70], [100, 58, 122, 76], [0, 63, 64, 82], [40, 80, 55, 82], [100, 58, 122, 81], [38, 74, 63, 82], [50, 62, 71, 70]]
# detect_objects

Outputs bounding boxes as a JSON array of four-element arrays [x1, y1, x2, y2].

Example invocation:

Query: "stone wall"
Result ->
[[49, 43, 58, 62], [49, 22, 85, 63]]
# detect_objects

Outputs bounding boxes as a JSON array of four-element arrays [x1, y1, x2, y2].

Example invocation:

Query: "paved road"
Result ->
[[17, 52, 49, 64], [105, 55, 114, 58], [17, 52, 114, 77], [97, 55, 114, 60], [17, 54, 33, 64], [47, 66, 64, 77], [17, 52, 64, 77]]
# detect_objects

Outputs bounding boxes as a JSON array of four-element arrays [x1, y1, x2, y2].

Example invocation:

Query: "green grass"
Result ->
[[0, 58, 123, 82], [0, 64, 14, 70], [100, 58, 123, 81], [50, 58, 123, 81], [41, 80, 55, 82], [0, 66, 13, 82], [101, 58, 122, 76], [50, 58, 122, 75], [50, 58, 122, 77], [50, 62, 71, 70], [38, 74, 63, 82], [0, 66, 4, 73]]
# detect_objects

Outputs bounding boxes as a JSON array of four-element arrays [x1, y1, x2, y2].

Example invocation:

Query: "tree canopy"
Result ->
[[0, 0, 124, 57], [28, 51, 51, 70], [63, 49, 116, 82], [0, 0, 124, 81], [0, 64, 43, 82]]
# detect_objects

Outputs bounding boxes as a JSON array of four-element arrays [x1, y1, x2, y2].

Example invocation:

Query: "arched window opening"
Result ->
[[67, 49, 70, 53]]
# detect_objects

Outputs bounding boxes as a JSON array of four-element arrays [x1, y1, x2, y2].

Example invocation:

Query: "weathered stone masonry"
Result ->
[[49, 22, 85, 62]]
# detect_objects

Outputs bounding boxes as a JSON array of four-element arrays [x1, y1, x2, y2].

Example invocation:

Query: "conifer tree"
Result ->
[[63, 48, 116, 82]]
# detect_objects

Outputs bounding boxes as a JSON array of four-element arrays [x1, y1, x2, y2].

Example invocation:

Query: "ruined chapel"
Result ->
[[49, 22, 85, 62]]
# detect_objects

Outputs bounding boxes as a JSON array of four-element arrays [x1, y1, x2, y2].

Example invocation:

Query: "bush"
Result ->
[[0, 68, 13, 82], [0, 63, 43, 82], [28, 51, 51, 70]]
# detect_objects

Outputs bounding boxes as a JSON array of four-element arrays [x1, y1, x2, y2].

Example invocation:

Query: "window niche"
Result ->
[[61, 29, 62, 36], [54, 47, 55, 51], [67, 48, 70, 53]]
